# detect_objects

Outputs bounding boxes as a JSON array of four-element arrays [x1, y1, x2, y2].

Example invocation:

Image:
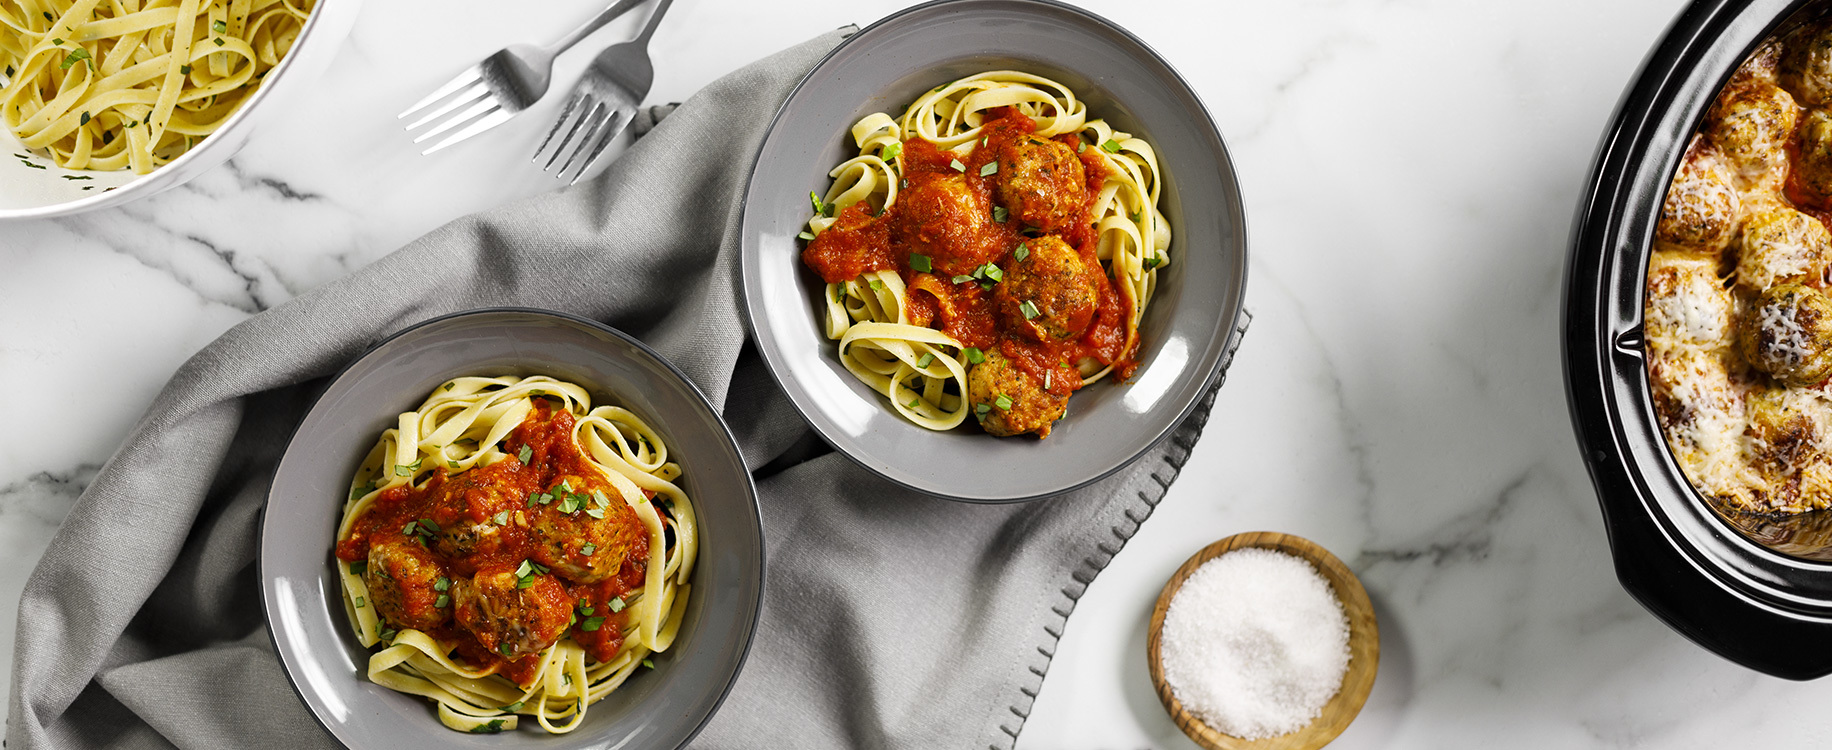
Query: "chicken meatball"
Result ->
[[1797, 108, 1832, 204], [1644, 253, 1735, 350], [524, 473, 649, 584], [993, 235, 1101, 341], [1704, 83, 1798, 186], [1654, 138, 1740, 256], [423, 465, 523, 563], [998, 135, 1087, 231], [894, 173, 1006, 276], [1735, 207, 1831, 290], [967, 349, 1068, 438], [1783, 21, 1832, 107], [1746, 385, 1831, 477], [364, 539, 451, 631], [1741, 282, 1832, 386], [452, 564, 574, 661]]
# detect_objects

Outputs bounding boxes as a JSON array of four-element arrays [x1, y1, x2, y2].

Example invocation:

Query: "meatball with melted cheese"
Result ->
[[994, 236, 1101, 341], [364, 539, 451, 631], [1783, 21, 1832, 107], [1796, 109, 1832, 205], [1741, 282, 1832, 386], [1654, 138, 1741, 256], [452, 565, 575, 661], [1735, 207, 1831, 290], [524, 473, 648, 584], [967, 349, 1068, 438], [998, 135, 1087, 231], [1645, 253, 1735, 350], [894, 173, 1005, 276], [1704, 83, 1798, 186]]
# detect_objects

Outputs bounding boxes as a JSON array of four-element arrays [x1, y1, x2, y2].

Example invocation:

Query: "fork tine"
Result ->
[[556, 104, 612, 177], [544, 98, 602, 171], [421, 108, 514, 155], [403, 82, 491, 131], [399, 68, 483, 120], [412, 97, 501, 144], [532, 93, 586, 164], [568, 109, 630, 185]]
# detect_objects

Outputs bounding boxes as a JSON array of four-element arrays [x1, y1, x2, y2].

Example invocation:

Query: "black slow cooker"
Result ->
[[1565, 0, 1832, 680]]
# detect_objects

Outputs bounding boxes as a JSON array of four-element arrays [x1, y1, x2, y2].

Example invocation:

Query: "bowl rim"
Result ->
[[0, 0, 346, 220], [737, 0, 1250, 504], [257, 306, 764, 747], [1563, 0, 1832, 679]]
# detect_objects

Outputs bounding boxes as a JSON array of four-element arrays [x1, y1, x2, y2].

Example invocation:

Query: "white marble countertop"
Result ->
[[7, 0, 1832, 746]]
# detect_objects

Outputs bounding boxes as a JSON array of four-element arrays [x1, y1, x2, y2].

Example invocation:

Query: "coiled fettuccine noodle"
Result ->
[[807, 71, 1170, 426], [0, 0, 314, 172], [335, 375, 696, 734]]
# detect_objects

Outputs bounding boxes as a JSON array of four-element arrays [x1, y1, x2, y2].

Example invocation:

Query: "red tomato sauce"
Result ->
[[336, 403, 651, 680], [798, 106, 1145, 408]]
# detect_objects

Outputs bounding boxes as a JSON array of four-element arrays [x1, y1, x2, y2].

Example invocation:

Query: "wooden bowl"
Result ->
[[1146, 531, 1379, 750]]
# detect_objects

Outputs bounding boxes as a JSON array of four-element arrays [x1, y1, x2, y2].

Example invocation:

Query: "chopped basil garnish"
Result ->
[[992, 205, 1008, 223], [980, 161, 998, 176], [952, 274, 974, 284], [982, 264, 1003, 282], [964, 347, 985, 364], [608, 597, 626, 613], [948, 158, 965, 172], [469, 719, 506, 734], [434, 594, 449, 608], [1020, 300, 1041, 320], [443, 382, 455, 391], [434, 576, 450, 592], [493, 511, 509, 525], [643, 659, 655, 669], [212, 37, 224, 47], [516, 444, 532, 463], [798, 230, 815, 241], [1101, 139, 1121, 153], [501, 701, 524, 713], [975, 403, 992, 417], [379, 628, 397, 641], [907, 398, 920, 408], [515, 560, 533, 577], [581, 616, 606, 632], [585, 507, 606, 519], [1014, 243, 1029, 262], [909, 253, 932, 273], [593, 490, 611, 508], [1144, 253, 1166, 270], [995, 393, 1013, 410], [212, 20, 227, 32], [581, 542, 596, 556], [870, 278, 884, 291], [78, 111, 89, 125], [881, 142, 901, 162], [916, 353, 934, 368], [353, 596, 366, 608]]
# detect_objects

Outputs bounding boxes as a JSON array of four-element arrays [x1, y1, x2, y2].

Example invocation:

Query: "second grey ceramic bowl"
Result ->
[[261, 308, 761, 748], [740, 0, 1249, 503]]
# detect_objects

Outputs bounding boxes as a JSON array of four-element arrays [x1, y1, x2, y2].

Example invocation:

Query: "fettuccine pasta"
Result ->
[[0, 0, 314, 172], [800, 71, 1169, 438], [333, 375, 696, 734]]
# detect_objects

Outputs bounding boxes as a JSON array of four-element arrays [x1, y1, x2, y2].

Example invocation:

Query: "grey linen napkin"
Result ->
[[6, 29, 1246, 749]]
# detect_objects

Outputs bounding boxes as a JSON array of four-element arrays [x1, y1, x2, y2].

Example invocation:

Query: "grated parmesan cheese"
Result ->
[[1159, 548, 1350, 740], [1756, 299, 1812, 366]]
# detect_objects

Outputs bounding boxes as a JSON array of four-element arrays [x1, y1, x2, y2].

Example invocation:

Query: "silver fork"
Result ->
[[399, 0, 651, 155], [532, 0, 673, 184]]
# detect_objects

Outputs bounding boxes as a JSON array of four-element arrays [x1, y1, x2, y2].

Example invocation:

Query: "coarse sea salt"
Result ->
[[1159, 547, 1351, 740]]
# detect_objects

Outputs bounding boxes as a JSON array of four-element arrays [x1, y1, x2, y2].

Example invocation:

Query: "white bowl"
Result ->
[[0, 0, 360, 220]]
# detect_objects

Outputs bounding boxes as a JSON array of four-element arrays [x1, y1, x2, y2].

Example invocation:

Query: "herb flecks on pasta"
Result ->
[[0, 0, 314, 173], [334, 375, 696, 734], [800, 71, 1169, 438]]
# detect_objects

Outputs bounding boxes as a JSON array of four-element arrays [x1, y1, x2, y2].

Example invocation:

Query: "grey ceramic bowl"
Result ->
[[740, 0, 1249, 503], [261, 308, 761, 748]]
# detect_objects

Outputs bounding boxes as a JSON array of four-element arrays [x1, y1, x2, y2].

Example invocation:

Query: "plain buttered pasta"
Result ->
[[0, 0, 314, 173], [799, 71, 1169, 439], [332, 375, 697, 734]]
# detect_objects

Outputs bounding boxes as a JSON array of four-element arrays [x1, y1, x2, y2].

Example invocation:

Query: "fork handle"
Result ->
[[547, 0, 651, 54]]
